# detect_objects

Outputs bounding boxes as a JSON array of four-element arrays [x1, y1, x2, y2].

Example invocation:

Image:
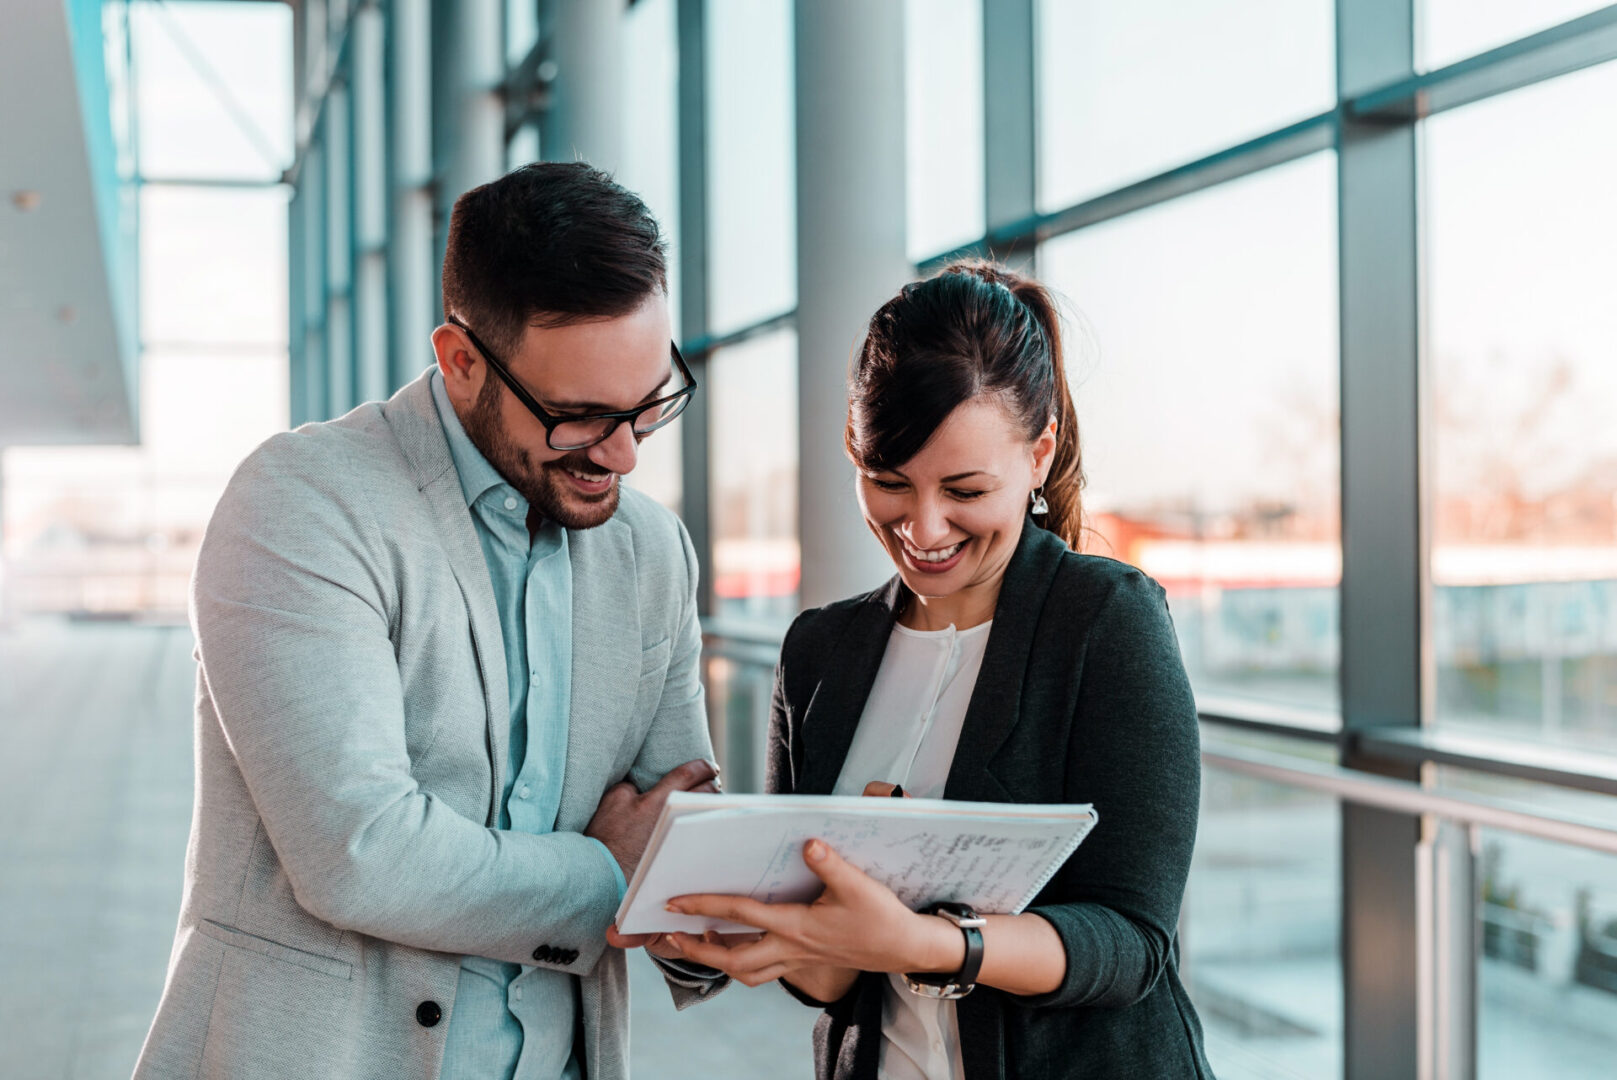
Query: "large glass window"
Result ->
[[1036, 0, 1334, 212], [132, 0, 293, 182], [1182, 764, 1342, 1079], [1039, 153, 1340, 719], [1421, 1, 1612, 72], [705, 0, 796, 334], [708, 330, 799, 622], [1425, 62, 1617, 755], [904, 0, 984, 261]]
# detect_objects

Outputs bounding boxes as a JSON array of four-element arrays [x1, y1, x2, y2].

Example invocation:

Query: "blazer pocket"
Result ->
[[195, 919, 353, 981]]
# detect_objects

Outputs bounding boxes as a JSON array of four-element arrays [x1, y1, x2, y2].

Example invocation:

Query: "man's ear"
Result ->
[[432, 324, 482, 406]]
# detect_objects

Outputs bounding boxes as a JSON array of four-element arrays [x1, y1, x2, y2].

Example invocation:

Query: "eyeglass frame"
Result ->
[[447, 315, 698, 452]]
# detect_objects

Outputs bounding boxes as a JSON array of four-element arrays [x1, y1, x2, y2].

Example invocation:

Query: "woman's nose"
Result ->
[[903, 498, 952, 548]]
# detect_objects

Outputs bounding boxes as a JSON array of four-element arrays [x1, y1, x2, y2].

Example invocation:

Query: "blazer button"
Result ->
[[416, 1001, 442, 1028], [563, 949, 579, 964], [533, 945, 553, 963]]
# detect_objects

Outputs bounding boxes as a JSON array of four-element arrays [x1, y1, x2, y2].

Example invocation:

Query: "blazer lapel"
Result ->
[[796, 577, 904, 796], [556, 516, 640, 831], [943, 518, 1067, 803], [383, 371, 510, 825]]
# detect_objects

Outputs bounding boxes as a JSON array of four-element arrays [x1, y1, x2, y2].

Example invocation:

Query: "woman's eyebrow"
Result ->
[[940, 471, 989, 483]]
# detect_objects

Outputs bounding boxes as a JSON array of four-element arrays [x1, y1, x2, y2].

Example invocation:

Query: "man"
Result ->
[[135, 163, 723, 1080]]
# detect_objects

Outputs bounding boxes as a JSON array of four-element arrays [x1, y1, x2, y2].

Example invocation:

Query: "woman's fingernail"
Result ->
[[666, 901, 685, 914], [806, 839, 825, 861]]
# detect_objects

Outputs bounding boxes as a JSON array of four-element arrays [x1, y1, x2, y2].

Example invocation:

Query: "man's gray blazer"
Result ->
[[134, 370, 717, 1079]]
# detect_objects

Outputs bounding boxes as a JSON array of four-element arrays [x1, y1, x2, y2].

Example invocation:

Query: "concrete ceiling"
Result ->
[[0, 0, 138, 446]]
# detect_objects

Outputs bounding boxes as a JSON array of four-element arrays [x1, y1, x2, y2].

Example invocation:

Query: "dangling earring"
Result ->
[[1030, 487, 1049, 516]]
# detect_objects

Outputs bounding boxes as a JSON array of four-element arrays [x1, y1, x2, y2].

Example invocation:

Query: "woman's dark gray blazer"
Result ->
[[768, 518, 1215, 1080]]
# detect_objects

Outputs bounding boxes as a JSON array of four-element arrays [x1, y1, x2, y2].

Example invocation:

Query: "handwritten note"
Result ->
[[615, 793, 1097, 935]]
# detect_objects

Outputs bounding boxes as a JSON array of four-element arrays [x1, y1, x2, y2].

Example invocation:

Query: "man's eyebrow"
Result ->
[[543, 375, 671, 412]]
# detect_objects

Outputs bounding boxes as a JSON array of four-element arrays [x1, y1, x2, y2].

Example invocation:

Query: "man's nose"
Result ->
[[588, 421, 639, 476]]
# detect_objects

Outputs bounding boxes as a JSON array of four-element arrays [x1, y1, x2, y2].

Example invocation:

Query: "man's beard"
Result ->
[[459, 375, 620, 530]]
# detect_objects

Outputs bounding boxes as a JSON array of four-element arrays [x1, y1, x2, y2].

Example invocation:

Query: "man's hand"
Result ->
[[590, 758, 718, 959], [586, 757, 718, 883]]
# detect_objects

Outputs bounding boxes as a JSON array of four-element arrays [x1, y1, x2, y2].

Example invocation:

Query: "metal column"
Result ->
[[1337, 1, 1429, 1077], [794, 0, 910, 609], [388, 0, 438, 387], [539, 0, 625, 175]]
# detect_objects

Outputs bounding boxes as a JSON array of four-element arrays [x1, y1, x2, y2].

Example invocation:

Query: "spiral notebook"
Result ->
[[614, 791, 1099, 935]]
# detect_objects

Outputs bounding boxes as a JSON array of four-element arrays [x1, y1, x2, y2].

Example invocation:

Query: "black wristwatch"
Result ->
[[903, 902, 986, 999]]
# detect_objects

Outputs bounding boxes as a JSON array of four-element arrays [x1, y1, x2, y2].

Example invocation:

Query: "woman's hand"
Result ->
[[658, 839, 962, 987]]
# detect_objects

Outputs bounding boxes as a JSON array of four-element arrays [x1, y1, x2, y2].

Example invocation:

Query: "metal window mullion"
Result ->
[[982, 0, 1036, 269], [388, 0, 437, 390], [677, 0, 714, 617], [1337, 1, 1440, 1078]]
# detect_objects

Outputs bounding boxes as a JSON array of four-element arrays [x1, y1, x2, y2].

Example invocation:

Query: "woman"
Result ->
[[666, 262, 1213, 1079]]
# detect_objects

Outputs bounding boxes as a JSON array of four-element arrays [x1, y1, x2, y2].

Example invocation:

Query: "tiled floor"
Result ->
[[0, 620, 815, 1080]]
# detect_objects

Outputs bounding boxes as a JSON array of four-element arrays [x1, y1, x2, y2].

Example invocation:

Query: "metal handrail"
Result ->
[[1203, 740, 1617, 856]]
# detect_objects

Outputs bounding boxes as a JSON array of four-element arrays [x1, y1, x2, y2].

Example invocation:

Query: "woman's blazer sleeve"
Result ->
[[1020, 568, 1201, 1011]]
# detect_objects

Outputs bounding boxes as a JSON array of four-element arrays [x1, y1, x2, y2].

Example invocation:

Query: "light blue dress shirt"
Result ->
[[431, 371, 628, 1080]]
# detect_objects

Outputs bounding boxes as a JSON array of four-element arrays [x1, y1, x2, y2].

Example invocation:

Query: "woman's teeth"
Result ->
[[902, 539, 964, 563]]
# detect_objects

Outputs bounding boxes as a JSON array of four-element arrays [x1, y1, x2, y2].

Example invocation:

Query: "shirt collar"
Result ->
[[430, 368, 521, 512]]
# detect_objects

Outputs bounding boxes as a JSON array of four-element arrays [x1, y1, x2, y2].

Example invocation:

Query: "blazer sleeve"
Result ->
[[1018, 569, 1201, 1010], [631, 516, 730, 1007], [192, 435, 622, 972]]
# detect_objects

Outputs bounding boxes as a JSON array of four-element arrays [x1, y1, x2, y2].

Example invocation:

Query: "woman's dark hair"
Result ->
[[441, 162, 667, 357], [846, 260, 1085, 550]]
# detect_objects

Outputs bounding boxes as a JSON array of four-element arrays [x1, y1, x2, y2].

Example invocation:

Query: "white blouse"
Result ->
[[831, 619, 993, 1080]]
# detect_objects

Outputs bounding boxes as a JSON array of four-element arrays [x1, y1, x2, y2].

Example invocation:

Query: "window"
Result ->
[[1425, 62, 1617, 755], [904, 0, 984, 261], [1183, 765, 1342, 1078], [708, 330, 799, 621], [1040, 153, 1340, 718], [1036, 0, 1334, 211], [705, 0, 796, 333], [1421, 0, 1612, 72], [132, 0, 293, 182]]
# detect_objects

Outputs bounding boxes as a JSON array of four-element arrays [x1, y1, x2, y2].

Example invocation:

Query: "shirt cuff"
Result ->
[[591, 837, 628, 904]]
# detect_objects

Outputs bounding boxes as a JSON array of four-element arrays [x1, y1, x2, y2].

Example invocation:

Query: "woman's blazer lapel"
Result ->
[[794, 517, 1069, 801], [795, 577, 904, 796], [944, 519, 1067, 803]]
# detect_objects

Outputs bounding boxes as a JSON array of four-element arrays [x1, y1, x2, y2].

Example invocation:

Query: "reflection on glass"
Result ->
[[706, 0, 796, 333], [709, 330, 799, 622], [700, 655, 774, 795], [1182, 769, 1342, 1079], [1421, 0, 1610, 72], [621, 0, 682, 339], [1039, 153, 1340, 717], [132, 0, 294, 180], [904, 0, 984, 261], [1036, 0, 1334, 211], [1426, 63, 1617, 754]]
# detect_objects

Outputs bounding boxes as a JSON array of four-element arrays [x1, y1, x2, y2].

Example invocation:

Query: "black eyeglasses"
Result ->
[[449, 317, 698, 452]]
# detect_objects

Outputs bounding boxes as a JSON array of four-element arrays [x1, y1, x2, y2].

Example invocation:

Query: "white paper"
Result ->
[[615, 792, 1098, 935]]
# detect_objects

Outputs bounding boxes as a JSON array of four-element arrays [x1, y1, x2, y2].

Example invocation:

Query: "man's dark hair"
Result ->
[[441, 162, 668, 357]]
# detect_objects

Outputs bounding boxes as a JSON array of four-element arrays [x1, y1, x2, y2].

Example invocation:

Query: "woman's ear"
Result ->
[[1031, 417, 1058, 486]]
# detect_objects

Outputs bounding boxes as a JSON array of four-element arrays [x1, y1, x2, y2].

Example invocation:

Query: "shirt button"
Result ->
[[503, 496, 518, 511], [519, 785, 531, 799], [530, 670, 540, 684], [513, 986, 523, 1002]]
